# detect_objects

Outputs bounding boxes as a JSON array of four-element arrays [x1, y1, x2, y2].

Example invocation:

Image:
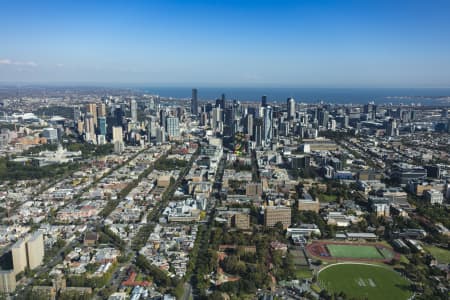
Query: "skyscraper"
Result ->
[[386, 118, 397, 137], [85, 113, 96, 141], [212, 107, 223, 130], [261, 95, 267, 107], [191, 88, 198, 116], [166, 116, 180, 138], [73, 106, 81, 122], [220, 93, 226, 109], [262, 106, 273, 147], [159, 109, 167, 127], [318, 109, 329, 128], [112, 126, 123, 143], [114, 105, 125, 127], [245, 113, 254, 137], [86, 103, 98, 128], [253, 117, 263, 147], [287, 97, 296, 120], [97, 103, 106, 118], [130, 99, 138, 122], [98, 117, 107, 136]]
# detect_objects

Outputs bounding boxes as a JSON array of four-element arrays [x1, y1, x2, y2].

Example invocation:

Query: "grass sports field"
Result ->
[[327, 244, 384, 259], [424, 245, 450, 264], [318, 263, 412, 300]]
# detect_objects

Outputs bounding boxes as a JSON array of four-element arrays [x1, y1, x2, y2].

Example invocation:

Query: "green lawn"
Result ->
[[424, 245, 450, 264], [319, 194, 338, 202], [318, 263, 412, 300], [295, 267, 313, 279], [327, 244, 384, 259]]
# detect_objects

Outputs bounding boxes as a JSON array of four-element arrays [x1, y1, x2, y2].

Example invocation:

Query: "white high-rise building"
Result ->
[[165, 116, 180, 138], [112, 126, 123, 143], [287, 97, 296, 120], [263, 106, 273, 147], [130, 99, 138, 123]]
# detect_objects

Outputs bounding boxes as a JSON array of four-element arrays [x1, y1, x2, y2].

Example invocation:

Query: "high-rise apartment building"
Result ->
[[0, 231, 45, 293], [263, 106, 273, 146], [130, 99, 138, 122], [0, 270, 15, 294], [97, 103, 106, 118], [112, 126, 123, 143], [26, 231, 44, 270], [287, 97, 296, 120], [86, 103, 98, 128], [165, 116, 180, 138]]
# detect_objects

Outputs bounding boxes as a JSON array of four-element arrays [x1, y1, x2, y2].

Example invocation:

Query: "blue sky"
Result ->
[[1, 0, 450, 87]]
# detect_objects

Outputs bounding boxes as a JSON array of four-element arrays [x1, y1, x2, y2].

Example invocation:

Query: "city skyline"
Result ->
[[1, 0, 450, 87]]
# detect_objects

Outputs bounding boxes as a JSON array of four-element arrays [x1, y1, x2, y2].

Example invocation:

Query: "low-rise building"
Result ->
[[424, 189, 444, 205]]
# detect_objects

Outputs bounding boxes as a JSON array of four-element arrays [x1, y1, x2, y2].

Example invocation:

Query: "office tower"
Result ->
[[262, 106, 273, 146], [113, 105, 125, 126], [112, 126, 123, 143], [220, 93, 226, 109], [215, 98, 222, 109], [200, 112, 208, 126], [318, 110, 329, 127], [343, 115, 349, 128], [279, 121, 289, 136], [385, 118, 397, 137], [212, 107, 223, 130], [372, 104, 378, 119], [191, 88, 198, 116], [253, 117, 263, 147], [287, 97, 296, 120], [245, 113, 254, 136], [204, 103, 213, 113], [147, 117, 156, 141], [97, 117, 107, 136], [130, 99, 138, 122], [73, 106, 81, 122], [232, 99, 240, 120], [261, 95, 267, 107], [147, 121, 153, 142], [224, 107, 233, 128], [156, 126, 166, 143], [159, 109, 167, 127], [447, 118, 450, 133], [165, 116, 180, 138], [42, 127, 58, 143], [97, 103, 106, 117], [442, 108, 449, 118], [86, 103, 98, 128], [330, 119, 336, 130], [363, 103, 373, 115], [264, 206, 291, 229]]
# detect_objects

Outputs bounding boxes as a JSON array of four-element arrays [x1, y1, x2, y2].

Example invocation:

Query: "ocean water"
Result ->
[[139, 87, 450, 105]]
